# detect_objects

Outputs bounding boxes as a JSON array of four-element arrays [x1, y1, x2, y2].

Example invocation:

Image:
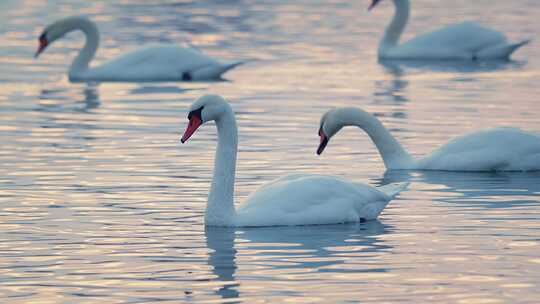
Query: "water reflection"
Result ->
[[378, 58, 526, 75], [37, 84, 101, 113], [34, 84, 101, 146], [379, 170, 540, 207], [111, 0, 255, 43], [205, 221, 391, 301], [374, 60, 409, 105], [205, 227, 240, 301], [80, 85, 100, 111], [129, 85, 191, 95]]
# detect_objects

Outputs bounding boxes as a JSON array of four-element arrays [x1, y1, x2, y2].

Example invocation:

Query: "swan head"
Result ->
[[317, 108, 344, 155], [368, 0, 383, 11], [181, 94, 231, 143], [35, 19, 68, 58], [35, 16, 88, 58]]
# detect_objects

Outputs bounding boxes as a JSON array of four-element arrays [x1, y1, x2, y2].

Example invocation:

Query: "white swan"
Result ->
[[180, 95, 408, 227], [368, 0, 529, 60], [317, 107, 540, 172], [35, 16, 243, 82]]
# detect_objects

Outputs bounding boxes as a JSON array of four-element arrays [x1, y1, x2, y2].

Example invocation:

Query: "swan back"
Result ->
[[235, 174, 406, 227], [77, 46, 239, 82], [393, 22, 508, 60], [418, 128, 540, 171]]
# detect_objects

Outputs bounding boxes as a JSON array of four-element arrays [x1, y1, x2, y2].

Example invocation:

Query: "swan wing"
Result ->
[[393, 22, 509, 59], [235, 174, 401, 226], [419, 128, 540, 171], [79, 45, 234, 81]]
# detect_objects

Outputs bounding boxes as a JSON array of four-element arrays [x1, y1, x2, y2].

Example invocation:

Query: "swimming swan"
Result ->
[[180, 95, 408, 227], [35, 16, 242, 82], [368, 0, 529, 60], [317, 107, 540, 171]]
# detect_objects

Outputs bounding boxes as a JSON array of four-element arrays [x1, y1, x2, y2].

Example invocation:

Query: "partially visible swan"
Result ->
[[317, 107, 540, 172], [180, 95, 408, 227], [35, 16, 243, 82], [368, 0, 529, 60]]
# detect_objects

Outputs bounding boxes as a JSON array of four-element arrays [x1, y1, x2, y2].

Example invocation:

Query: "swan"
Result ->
[[317, 107, 540, 172], [180, 95, 408, 227], [34, 16, 243, 82], [368, 0, 530, 60]]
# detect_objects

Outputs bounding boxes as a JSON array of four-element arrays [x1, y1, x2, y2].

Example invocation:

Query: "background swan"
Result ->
[[35, 16, 243, 82], [317, 107, 540, 172], [368, 0, 529, 60], [180, 95, 408, 227]]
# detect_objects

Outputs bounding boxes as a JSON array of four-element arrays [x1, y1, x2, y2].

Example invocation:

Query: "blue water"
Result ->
[[1, 0, 539, 302]]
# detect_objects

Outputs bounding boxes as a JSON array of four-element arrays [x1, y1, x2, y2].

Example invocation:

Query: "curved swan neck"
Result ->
[[62, 17, 99, 76], [335, 108, 415, 169], [380, 0, 410, 51], [206, 108, 238, 226]]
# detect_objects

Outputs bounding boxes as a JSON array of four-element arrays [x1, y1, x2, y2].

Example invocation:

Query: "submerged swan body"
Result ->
[[180, 95, 408, 227], [35, 16, 242, 82], [317, 107, 540, 172], [369, 0, 529, 60]]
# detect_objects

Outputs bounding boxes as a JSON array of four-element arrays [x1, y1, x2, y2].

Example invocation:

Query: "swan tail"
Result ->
[[190, 61, 244, 80], [503, 39, 530, 58], [220, 61, 245, 76], [378, 182, 409, 198], [477, 39, 530, 60]]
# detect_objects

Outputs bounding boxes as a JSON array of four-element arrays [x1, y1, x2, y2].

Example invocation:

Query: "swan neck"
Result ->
[[380, 0, 409, 50], [206, 109, 238, 226], [67, 18, 99, 76], [338, 108, 414, 169]]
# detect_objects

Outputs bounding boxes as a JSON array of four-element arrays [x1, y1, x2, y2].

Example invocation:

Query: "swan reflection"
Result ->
[[37, 84, 101, 113], [205, 227, 239, 300], [373, 60, 409, 105], [205, 221, 391, 301], [378, 170, 540, 207], [379, 58, 525, 75], [81, 84, 100, 111]]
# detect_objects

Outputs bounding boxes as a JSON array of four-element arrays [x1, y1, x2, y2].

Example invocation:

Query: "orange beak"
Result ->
[[35, 37, 48, 58], [317, 128, 328, 155], [181, 116, 202, 143]]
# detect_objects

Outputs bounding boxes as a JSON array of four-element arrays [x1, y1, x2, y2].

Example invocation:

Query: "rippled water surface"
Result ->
[[1, 0, 540, 303]]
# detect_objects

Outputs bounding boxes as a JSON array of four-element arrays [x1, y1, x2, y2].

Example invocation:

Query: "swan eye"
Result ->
[[39, 32, 47, 42], [187, 106, 204, 120]]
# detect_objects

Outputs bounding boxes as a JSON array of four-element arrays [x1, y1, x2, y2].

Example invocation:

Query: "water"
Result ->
[[1, 0, 540, 302]]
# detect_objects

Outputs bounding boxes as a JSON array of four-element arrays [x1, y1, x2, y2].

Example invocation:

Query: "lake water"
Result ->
[[1, 0, 540, 303]]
